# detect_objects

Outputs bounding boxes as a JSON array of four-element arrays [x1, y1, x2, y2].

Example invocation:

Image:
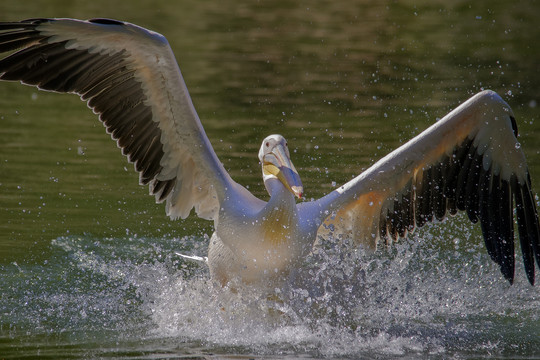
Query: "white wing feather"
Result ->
[[0, 18, 249, 220]]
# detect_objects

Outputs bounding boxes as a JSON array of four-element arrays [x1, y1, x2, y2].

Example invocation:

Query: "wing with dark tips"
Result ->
[[315, 90, 540, 285], [0, 18, 256, 220]]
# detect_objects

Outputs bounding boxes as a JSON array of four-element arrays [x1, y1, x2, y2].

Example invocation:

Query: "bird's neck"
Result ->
[[264, 177, 296, 208], [261, 177, 298, 244]]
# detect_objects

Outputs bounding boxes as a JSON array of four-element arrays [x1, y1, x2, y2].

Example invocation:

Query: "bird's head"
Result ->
[[258, 134, 303, 198]]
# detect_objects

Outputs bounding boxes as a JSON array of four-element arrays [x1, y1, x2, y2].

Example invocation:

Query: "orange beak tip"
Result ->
[[291, 186, 303, 199]]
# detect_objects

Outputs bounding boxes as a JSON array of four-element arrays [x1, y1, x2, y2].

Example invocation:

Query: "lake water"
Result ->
[[1, 1, 539, 358]]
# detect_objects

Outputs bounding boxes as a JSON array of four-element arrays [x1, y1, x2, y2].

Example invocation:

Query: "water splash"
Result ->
[[2, 220, 539, 358]]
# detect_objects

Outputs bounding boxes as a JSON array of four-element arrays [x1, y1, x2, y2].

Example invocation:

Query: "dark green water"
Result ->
[[1, 1, 539, 358]]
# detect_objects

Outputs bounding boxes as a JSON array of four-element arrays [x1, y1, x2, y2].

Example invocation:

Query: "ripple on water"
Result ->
[[2, 222, 539, 358]]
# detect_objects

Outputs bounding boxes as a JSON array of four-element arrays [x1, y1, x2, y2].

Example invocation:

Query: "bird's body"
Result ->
[[208, 136, 313, 286], [1, 18, 539, 288]]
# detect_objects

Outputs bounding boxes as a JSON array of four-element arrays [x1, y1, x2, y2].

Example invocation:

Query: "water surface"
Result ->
[[1, 0, 539, 358]]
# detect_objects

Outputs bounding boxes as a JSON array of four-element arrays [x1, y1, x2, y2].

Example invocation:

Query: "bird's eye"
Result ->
[[285, 142, 288, 147], [265, 142, 270, 147]]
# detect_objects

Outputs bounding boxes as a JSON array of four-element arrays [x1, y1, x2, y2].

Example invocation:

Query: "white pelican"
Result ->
[[1, 18, 539, 288]]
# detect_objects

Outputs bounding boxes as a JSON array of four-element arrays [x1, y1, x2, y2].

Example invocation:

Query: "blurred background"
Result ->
[[0, 1, 539, 358]]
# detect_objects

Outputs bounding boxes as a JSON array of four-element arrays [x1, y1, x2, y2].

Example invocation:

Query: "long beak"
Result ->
[[263, 145, 303, 198]]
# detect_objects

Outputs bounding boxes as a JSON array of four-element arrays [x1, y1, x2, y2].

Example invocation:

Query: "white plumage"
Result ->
[[1, 18, 538, 287]]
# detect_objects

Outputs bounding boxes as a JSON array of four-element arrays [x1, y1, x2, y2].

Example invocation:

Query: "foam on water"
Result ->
[[2, 219, 539, 358], [143, 231, 539, 357]]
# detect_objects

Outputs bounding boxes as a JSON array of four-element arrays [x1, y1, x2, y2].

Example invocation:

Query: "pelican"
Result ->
[[1, 18, 539, 288]]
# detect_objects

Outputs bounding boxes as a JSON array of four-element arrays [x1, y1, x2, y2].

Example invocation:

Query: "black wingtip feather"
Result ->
[[493, 174, 516, 284], [522, 182, 540, 271], [510, 116, 518, 138], [88, 18, 125, 26], [512, 176, 538, 286]]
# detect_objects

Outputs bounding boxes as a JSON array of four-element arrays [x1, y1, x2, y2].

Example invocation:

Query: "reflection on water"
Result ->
[[1, 0, 539, 358]]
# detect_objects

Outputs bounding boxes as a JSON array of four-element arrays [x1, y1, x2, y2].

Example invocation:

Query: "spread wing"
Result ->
[[0, 18, 256, 220], [313, 90, 540, 285]]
